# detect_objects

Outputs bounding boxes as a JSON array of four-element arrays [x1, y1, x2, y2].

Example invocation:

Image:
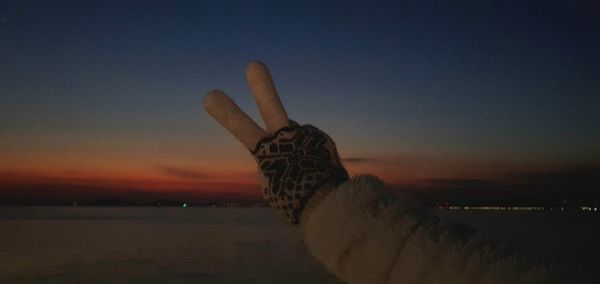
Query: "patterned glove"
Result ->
[[252, 121, 348, 224], [203, 61, 348, 224]]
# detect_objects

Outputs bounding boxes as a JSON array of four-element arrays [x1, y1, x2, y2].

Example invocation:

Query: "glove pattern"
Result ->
[[252, 121, 349, 224]]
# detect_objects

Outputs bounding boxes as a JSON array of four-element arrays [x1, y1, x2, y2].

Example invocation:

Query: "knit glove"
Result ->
[[203, 61, 349, 224]]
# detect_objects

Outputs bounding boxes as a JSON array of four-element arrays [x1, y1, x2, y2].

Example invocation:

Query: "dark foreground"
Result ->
[[1, 207, 598, 283]]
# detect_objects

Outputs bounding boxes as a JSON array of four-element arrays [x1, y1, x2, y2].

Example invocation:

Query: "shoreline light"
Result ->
[[435, 205, 599, 212]]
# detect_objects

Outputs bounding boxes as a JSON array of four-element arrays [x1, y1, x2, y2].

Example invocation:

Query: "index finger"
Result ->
[[204, 89, 267, 150]]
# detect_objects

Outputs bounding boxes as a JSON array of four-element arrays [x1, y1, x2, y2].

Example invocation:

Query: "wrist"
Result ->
[[299, 185, 339, 229]]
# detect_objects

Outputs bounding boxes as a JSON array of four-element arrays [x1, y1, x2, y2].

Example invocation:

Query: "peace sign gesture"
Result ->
[[204, 62, 348, 224]]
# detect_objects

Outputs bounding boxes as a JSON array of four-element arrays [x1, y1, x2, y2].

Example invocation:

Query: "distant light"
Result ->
[[182, 203, 187, 208]]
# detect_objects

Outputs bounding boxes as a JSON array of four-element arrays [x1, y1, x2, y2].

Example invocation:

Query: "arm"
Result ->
[[203, 61, 568, 284], [300, 175, 559, 283]]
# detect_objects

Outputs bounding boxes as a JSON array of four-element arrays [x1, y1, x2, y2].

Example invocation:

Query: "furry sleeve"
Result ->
[[300, 175, 568, 284]]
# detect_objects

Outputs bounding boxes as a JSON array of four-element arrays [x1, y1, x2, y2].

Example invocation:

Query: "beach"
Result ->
[[1, 207, 598, 283]]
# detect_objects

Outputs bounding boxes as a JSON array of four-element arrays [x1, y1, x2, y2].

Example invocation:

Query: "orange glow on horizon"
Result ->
[[0, 149, 575, 199], [0, 166, 261, 194]]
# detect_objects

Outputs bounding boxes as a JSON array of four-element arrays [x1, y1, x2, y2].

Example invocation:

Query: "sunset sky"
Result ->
[[1, 1, 599, 204]]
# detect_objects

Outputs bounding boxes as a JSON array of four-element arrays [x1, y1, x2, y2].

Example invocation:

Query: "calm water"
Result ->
[[1, 207, 598, 283]]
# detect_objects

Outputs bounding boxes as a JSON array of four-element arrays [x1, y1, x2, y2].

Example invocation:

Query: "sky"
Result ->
[[1, 1, 599, 204]]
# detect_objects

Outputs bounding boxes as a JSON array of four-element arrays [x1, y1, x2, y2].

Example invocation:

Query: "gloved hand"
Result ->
[[203, 61, 349, 224]]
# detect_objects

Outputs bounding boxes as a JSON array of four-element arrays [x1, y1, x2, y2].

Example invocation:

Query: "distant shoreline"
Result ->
[[1, 204, 598, 213]]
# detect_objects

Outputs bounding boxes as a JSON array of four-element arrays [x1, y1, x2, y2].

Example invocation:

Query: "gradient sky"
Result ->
[[1, 1, 599, 203]]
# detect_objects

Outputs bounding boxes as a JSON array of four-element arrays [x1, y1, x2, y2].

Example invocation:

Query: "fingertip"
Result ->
[[246, 60, 269, 78], [247, 60, 266, 69], [203, 89, 227, 112]]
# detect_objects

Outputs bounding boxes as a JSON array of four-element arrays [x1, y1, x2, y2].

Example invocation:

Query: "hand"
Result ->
[[203, 61, 349, 224]]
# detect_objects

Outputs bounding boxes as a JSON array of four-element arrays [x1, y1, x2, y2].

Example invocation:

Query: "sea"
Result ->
[[1, 207, 598, 283]]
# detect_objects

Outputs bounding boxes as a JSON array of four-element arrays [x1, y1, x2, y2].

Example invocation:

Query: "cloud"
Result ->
[[423, 165, 600, 191], [425, 178, 505, 190], [157, 166, 212, 181], [506, 166, 600, 191], [510, 167, 599, 182], [393, 164, 600, 205], [341, 157, 380, 163]]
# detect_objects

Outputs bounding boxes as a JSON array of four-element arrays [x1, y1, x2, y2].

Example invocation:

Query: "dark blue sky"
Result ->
[[1, 1, 599, 197]]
